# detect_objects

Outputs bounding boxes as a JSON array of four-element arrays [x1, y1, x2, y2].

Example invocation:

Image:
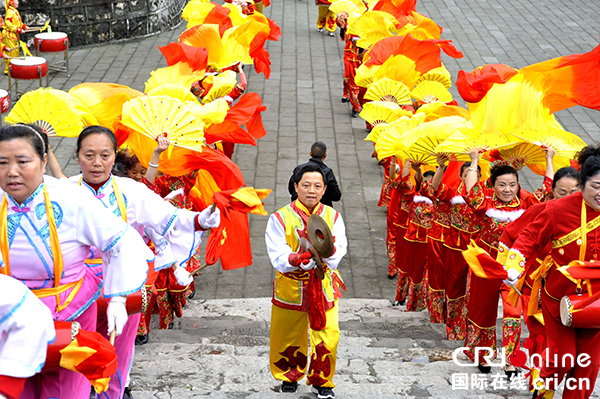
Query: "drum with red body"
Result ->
[[9, 57, 48, 80], [42, 320, 80, 372], [560, 294, 600, 328], [96, 289, 147, 324], [0, 89, 9, 114], [34, 32, 69, 53]]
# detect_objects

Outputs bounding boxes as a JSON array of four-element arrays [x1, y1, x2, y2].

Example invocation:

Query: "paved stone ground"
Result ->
[[10, 0, 600, 396]]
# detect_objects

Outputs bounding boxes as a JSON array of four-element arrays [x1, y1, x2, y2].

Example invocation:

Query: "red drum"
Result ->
[[9, 57, 48, 80], [560, 294, 600, 328], [0, 89, 9, 114], [34, 32, 69, 53], [96, 289, 147, 324], [42, 320, 80, 372]]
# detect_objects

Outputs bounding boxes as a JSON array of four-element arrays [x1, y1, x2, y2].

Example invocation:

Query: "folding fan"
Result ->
[[146, 84, 199, 103], [351, 11, 399, 49], [364, 78, 412, 105], [414, 64, 452, 89], [121, 96, 205, 153], [416, 102, 470, 123], [145, 63, 205, 93], [510, 129, 586, 161], [372, 54, 421, 89], [188, 98, 230, 125], [402, 116, 469, 162], [485, 141, 574, 176], [411, 81, 453, 104], [201, 70, 238, 103], [367, 113, 425, 145], [329, 0, 360, 17], [336, 0, 367, 13], [375, 115, 433, 164], [398, 11, 441, 40], [355, 63, 382, 88], [359, 101, 411, 127], [435, 122, 518, 155], [5, 88, 97, 137]]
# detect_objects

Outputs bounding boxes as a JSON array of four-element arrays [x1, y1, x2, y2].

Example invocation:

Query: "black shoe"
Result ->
[[477, 363, 491, 374], [505, 366, 518, 381], [341, 97, 350, 103], [135, 334, 148, 346], [393, 299, 406, 306], [312, 386, 335, 398], [168, 322, 174, 330], [123, 387, 133, 399], [388, 273, 397, 280], [281, 381, 298, 393], [351, 110, 359, 118], [188, 288, 196, 299]]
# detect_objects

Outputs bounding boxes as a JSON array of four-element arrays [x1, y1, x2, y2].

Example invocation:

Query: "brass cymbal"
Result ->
[[308, 214, 334, 258]]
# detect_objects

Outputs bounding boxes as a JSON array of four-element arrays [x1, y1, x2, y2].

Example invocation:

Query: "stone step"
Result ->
[[130, 298, 568, 398]]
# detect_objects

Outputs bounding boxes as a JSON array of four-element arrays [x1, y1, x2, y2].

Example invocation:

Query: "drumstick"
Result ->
[[109, 329, 116, 346], [390, 156, 397, 181], [196, 263, 210, 272]]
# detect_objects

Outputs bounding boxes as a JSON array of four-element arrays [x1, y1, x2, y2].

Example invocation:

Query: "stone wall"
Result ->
[[16, 0, 187, 47]]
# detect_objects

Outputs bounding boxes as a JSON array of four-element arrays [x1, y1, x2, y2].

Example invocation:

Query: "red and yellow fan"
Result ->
[[402, 116, 470, 164], [121, 95, 205, 161], [158, 42, 208, 72], [359, 101, 411, 129], [350, 11, 399, 49], [223, 4, 281, 41], [5, 88, 97, 137], [435, 121, 518, 155], [201, 71, 238, 103], [333, 0, 367, 14], [398, 11, 442, 40], [373, 113, 426, 161], [364, 78, 412, 105], [182, 2, 233, 33], [510, 129, 586, 161], [190, 98, 230, 125], [415, 101, 470, 122], [146, 84, 200, 103], [145, 63, 205, 93], [329, 0, 361, 20], [410, 80, 453, 105], [354, 63, 382, 88], [415, 64, 452, 89]]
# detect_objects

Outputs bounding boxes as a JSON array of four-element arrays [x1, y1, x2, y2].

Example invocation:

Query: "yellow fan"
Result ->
[[411, 81, 453, 104], [329, 0, 360, 17], [355, 63, 381, 88], [416, 102, 470, 122], [359, 101, 410, 127], [145, 63, 205, 93], [121, 96, 205, 153], [147, 84, 199, 103], [403, 116, 470, 163], [509, 129, 586, 161], [435, 122, 518, 155], [398, 12, 441, 40], [374, 115, 431, 163], [367, 113, 425, 145], [351, 11, 398, 49], [5, 88, 97, 137], [182, 2, 219, 28], [189, 98, 229, 125], [373, 54, 421, 89], [201, 70, 238, 103], [364, 78, 412, 105], [485, 142, 547, 165], [334, 0, 367, 13], [415, 64, 452, 89]]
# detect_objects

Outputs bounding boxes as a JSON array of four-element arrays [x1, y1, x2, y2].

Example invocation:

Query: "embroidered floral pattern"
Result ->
[[387, 239, 396, 276], [502, 318, 522, 365], [274, 345, 308, 382], [446, 297, 466, 340], [406, 280, 427, 312], [465, 321, 496, 364], [307, 342, 332, 387], [427, 288, 445, 323]]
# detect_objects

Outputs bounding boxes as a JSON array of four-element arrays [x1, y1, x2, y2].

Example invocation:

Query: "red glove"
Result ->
[[288, 251, 312, 267]]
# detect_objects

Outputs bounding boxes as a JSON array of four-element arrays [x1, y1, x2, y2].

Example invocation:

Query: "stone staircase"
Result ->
[[127, 298, 569, 398]]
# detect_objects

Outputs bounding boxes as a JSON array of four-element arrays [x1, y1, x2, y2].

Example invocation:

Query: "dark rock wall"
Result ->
[[15, 0, 187, 47]]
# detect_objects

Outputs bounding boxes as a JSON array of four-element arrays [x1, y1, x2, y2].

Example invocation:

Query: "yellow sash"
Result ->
[[79, 176, 127, 222], [0, 185, 78, 312], [551, 201, 600, 249]]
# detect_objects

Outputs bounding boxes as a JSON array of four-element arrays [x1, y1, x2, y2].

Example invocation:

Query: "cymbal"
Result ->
[[308, 214, 334, 258]]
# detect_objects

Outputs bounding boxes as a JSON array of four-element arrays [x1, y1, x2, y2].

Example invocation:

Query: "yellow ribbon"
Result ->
[[19, 41, 31, 57], [0, 185, 77, 312], [79, 177, 127, 222]]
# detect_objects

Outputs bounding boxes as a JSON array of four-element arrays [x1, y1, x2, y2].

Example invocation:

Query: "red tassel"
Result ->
[[308, 270, 327, 330]]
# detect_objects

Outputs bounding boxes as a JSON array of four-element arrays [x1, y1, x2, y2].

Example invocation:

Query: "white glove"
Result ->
[[300, 258, 317, 271], [198, 206, 221, 229], [504, 268, 520, 287], [174, 266, 193, 286], [107, 296, 128, 336]]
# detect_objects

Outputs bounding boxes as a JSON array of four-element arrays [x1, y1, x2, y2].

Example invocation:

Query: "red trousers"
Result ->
[[343, 49, 362, 112], [395, 229, 409, 302], [426, 239, 446, 323], [465, 275, 522, 364], [406, 240, 427, 311], [444, 248, 469, 340], [540, 289, 600, 398]]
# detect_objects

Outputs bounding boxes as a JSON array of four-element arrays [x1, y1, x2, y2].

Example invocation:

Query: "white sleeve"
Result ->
[[129, 181, 202, 267], [0, 276, 55, 378], [74, 190, 152, 297], [265, 214, 298, 274], [323, 213, 347, 270]]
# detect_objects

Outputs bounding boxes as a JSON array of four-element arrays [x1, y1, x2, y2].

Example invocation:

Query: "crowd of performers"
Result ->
[[316, 0, 600, 398], [0, 0, 280, 397]]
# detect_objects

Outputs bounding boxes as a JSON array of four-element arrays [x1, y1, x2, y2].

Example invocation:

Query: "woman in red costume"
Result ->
[[504, 146, 600, 399], [463, 148, 554, 377]]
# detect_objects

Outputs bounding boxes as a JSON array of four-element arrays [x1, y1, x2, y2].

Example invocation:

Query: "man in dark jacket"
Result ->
[[288, 142, 342, 207]]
